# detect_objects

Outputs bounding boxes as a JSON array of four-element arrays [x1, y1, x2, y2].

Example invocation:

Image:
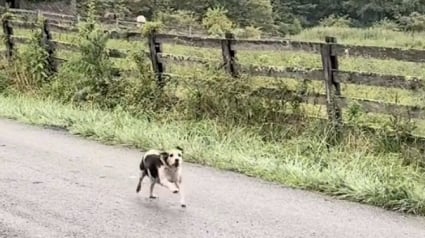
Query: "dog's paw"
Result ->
[[173, 190, 179, 194], [181, 204, 186, 208], [149, 195, 157, 199]]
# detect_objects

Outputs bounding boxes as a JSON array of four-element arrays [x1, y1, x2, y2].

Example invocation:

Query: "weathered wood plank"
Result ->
[[53, 42, 128, 59], [333, 44, 425, 63], [11, 35, 30, 44], [51, 40, 79, 51], [41, 11, 75, 21], [8, 8, 37, 15], [156, 56, 425, 91], [107, 30, 142, 41], [233, 39, 322, 54], [47, 23, 78, 33], [9, 20, 77, 34], [257, 87, 425, 119], [241, 64, 425, 91], [251, 88, 327, 105], [157, 53, 219, 68], [335, 71, 425, 90], [9, 20, 36, 29], [11, 36, 129, 59], [47, 23, 142, 40], [347, 98, 425, 119], [240, 64, 323, 81], [46, 18, 74, 26], [156, 33, 222, 49], [53, 56, 67, 65]]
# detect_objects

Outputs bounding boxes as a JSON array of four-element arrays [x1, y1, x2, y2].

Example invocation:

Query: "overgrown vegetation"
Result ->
[[1, 0, 425, 216], [72, 0, 425, 38], [2, 16, 51, 93]]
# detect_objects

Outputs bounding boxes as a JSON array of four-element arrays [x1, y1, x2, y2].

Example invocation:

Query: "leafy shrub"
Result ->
[[319, 14, 352, 28], [44, 14, 114, 106], [141, 21, 164, 37], [43, 13, 175, 117], [234, 26, 262, 39], [275, 18, 303, 36], [202, 7, 235, 37], [106, 47, 179, 118], [397, 12, 425, 32], [372, 18, 400, 31], [175, 70, 306, 141], [156, 10, 202, 32], [7, 17, 51, 93]]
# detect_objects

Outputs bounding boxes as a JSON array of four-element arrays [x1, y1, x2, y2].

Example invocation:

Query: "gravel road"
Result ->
[[1, 118, 425, 238]]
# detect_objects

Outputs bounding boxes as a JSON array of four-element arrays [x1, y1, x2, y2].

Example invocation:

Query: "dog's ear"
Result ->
[[176, 146, 184, 153], [159, 152, 170, 166], [159, 152, 169, 159]]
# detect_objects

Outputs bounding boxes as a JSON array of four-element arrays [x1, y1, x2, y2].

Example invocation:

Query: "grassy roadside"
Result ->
[[1, 93, 425, 215]]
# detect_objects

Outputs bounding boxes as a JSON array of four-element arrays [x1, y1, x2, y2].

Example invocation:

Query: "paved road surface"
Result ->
[[1, 119, 425, 238]]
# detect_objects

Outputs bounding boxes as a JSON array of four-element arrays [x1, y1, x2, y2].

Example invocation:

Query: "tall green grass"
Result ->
[[0, 93, 424, 215], [291, 26, 425, 49]]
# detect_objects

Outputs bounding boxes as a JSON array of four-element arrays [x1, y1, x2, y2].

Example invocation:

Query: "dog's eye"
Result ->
[[170, 154, 173, 157], [178, 153, 181, 157]]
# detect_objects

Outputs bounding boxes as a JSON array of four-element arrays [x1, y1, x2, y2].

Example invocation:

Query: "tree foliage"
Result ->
[[74, 0, 425, 35]]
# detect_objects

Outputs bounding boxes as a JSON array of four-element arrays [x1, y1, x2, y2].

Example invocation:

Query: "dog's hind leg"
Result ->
[[136, 170, 147, 193]]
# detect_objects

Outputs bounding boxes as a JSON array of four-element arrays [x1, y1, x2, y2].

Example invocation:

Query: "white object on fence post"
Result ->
[[136, 15, 146, 28]]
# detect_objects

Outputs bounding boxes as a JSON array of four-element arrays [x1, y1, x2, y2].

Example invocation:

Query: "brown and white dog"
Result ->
[[136, 147, 186, 207]]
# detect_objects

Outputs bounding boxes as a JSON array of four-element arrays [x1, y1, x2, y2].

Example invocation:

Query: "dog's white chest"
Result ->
[[164, 167, 179, 182]]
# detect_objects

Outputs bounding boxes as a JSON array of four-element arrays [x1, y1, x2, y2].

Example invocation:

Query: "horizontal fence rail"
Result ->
[[254, 88, 425, 119]]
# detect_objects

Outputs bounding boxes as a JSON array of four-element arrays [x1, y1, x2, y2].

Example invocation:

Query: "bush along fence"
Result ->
[[2, 9, 425, 142]]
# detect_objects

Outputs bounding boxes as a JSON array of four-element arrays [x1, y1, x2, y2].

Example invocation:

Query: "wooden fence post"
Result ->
[[148, 30, 165, 87], [41, 19, 57, 74], [221, 32, 238, 78], [321, 36, 343, 139], [2, 15, 14, 62]]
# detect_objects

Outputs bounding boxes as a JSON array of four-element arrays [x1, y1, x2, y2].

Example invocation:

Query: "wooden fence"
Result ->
[[149, 31, 425, 123], [1, 7, 140, 29], [2, 9, 425, 136]]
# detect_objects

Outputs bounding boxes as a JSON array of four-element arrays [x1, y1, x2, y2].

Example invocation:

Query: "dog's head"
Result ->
[[163, 146, 184, 167]]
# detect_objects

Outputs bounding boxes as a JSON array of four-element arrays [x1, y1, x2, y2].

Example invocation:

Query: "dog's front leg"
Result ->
[[158, 168, 179, 193], [175, 177, 186, 207]]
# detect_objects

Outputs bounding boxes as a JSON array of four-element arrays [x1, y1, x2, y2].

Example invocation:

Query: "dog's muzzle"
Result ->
[[174, 159, 180, 167]]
